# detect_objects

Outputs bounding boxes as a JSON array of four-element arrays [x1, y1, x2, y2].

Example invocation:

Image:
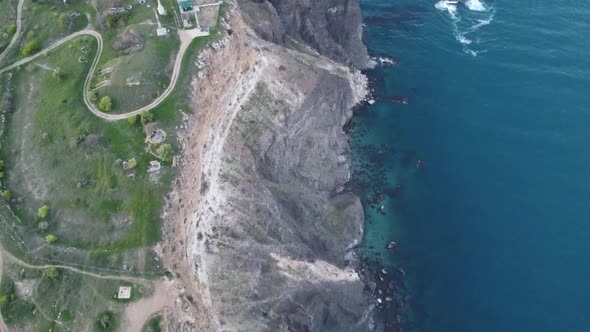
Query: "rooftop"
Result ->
[[117, 286, 132, 299]]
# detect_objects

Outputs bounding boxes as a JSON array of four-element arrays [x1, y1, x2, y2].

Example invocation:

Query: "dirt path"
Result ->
[[122, 280, 176, 332], [0, 27, 208, 121], [0, 251, 9, 332], [1, 250, 151, 285], [0, 0, 25, 65]]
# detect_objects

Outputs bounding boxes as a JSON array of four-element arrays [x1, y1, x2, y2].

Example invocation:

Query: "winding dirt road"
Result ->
[[0, 0, 25, 66], [0, 27, 202, 121], [1, 250, 151, 285]]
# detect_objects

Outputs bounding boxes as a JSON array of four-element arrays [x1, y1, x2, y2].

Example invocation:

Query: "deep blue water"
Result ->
[[354, 0, 590, 331]]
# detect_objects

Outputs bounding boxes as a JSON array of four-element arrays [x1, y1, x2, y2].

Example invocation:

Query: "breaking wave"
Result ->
[[435, 0, 495, 56]]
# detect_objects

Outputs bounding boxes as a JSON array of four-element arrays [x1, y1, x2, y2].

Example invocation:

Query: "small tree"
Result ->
[[127, 115, 138, 125], [38, 205, 50, 219], [127, 158, 137, 169], [22, 40, 41, 56], [58, 13, 69, 28], [0, 172, 4, 179], [99, 96, 112, 112], [44, 266, 59, 280], [45, 234, 58, 244], [156, 144, 173, 162], [1, 190, 10, 198], [0, 160, 5, 169], [140, 111, 154, 125], [89, 91, 98, 101], [6, 24, 16, 35]]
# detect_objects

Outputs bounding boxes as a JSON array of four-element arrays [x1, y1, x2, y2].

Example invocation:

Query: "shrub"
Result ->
[[140, 111, 154, 125], [96, 311, 117, 331], [37, 205, 49, 219], [6, 24, 16, 35], [156, 144, 173, 162], [45, 234, 57, 244], [58, 13, 69, 28], [44, 267, 59, 280], [0, 172, 4, 179], [1, 190, 10, 198], [0, 160, 5, 169], [89, 91, 98, 101], [127, 158, 137, 169], [105, 13, 130, 29], [22, 40, 41, 56], [99, 96, 112, 112], [127, 115, 138, 125]]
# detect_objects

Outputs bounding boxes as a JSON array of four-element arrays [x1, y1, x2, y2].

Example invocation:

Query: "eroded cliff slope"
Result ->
[[163, 1, 371, 331]]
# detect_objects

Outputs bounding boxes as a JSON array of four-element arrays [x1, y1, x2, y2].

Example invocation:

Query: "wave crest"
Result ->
[[435, 0, 495, 56]]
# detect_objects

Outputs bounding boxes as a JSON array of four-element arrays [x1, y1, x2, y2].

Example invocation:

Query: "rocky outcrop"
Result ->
[[238, 0, 370, 69], [162, 1, 371, 331]]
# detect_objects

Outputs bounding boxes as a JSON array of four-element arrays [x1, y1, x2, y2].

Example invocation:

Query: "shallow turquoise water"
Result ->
[[354, 0, 590, 330]]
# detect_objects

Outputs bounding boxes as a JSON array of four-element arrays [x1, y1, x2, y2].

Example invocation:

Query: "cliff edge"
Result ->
[[162, 1, 371, 331], [238, 0, 370, 68]]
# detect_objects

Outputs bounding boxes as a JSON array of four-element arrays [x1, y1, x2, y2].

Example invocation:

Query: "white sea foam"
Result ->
[[469, 16, 494, 32], [435, 0, 495, 56], [457, 34, 472, 45], [465, 0, 487, 12], [435, 1, 458, 17]]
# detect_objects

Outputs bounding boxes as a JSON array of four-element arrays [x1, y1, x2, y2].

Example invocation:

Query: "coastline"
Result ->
[[159, 2, 377, 330]]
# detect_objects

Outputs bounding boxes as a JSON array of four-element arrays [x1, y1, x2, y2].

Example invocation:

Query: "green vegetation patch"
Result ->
[[0, 37, 171, 267], [0, 260, 152, 331], [0, 0, 17, 53], [0, 274, 38, 326], [92, 24, 180, 113], [142, 313, 163, 332]]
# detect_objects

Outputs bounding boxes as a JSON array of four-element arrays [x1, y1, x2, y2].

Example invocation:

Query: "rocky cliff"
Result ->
[[237, 0, 370, 69], [162, 1, 372, 331]]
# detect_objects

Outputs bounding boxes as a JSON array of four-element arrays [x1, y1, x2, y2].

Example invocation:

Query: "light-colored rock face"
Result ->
[[162, 3, 371, 331]]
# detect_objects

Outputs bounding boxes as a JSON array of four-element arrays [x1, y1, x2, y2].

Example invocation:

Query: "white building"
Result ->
[[117, 286, 132, 299], [156, 27, 168, 36]]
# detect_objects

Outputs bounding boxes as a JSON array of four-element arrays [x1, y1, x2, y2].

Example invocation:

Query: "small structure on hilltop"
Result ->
[[108, 7, 126, 14], [117, 286, 131, 299], [156, 27, 168, 36], [148, 160, 162, 173], [178, 0, 193, 12], [146, 128, 167, 144]]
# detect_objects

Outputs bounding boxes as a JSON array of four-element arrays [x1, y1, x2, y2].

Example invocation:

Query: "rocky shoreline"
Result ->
[[159, 0, 388, 330]]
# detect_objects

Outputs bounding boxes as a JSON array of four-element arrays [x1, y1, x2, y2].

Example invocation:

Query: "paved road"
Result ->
[[0, 28, 200, 121], [0, 0, 24, 66]]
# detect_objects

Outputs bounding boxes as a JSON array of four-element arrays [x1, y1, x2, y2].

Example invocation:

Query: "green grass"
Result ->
[[142, 314, 163, 332], [0, 37, 171, 262], [0, 261, 151, 331], [0, 273, 38, 326], [0, 2, 228, 327], [0, 0, 17, 53], [92, 25, 181, 112], [0, 1, 92, 67]]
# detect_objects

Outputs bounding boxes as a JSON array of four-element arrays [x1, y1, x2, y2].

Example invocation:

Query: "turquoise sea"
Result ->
[[353, 0, 590, 331]]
